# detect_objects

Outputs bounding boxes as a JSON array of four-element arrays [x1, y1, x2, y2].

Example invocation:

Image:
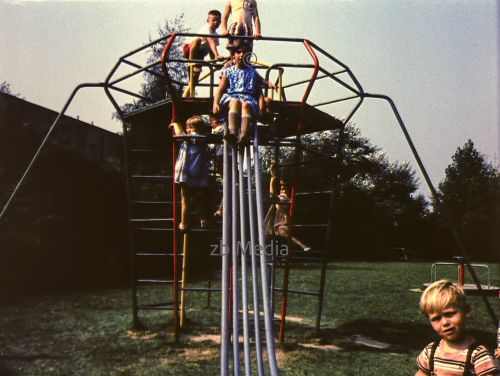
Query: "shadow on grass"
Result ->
[[284, 318, 498, 353]]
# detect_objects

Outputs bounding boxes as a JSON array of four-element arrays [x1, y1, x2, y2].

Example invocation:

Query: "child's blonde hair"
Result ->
[[420, 279, 469, 315]]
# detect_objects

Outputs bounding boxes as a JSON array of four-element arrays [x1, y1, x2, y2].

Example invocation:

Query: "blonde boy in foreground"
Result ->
[[416, 280, 499, 375]]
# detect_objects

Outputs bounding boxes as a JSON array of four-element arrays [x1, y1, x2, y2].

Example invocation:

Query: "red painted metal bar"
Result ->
[[458, 262, 465, 286], [279, 39, 321, 343], [161, 33, 180, 342]]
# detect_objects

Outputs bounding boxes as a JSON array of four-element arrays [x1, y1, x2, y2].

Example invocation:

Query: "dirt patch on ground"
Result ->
[[183, 348, 217, 360], [298, 343, 342, 351], [127, 330, 158, 340], [189, 334, 220, 344], [352, 334, 391, 349]]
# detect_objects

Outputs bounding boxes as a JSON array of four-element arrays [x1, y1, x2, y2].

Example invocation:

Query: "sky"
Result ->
[[1, 0, 499, 199]]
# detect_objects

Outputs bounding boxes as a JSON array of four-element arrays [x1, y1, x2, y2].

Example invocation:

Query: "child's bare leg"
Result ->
[[226, 99, 241, 144], [291, 236, 311, 251], [239, 101, 254, 144], [278, 225, 310, 251], [193, 188, 210, 227], [188, 38, 203, 81]]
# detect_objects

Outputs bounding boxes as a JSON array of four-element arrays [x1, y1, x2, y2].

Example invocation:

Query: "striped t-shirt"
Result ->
[[416, 340, 500, 375]]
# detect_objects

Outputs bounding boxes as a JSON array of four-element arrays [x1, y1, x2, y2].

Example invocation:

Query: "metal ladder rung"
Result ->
[[295, 190, 333, 196], [292, 223, 328, 228], [137, 303, 174, 310], [181, 287, 221, 292], [136, 279, 180, 284], [135, 252, 183, 257], [274, 288, 320, 297], [129, 149, 168, 153], [131, 200, 173, 205], [133, 227, 172, 231], [130, 175, 172, 180], [130, 218, 173, 222]]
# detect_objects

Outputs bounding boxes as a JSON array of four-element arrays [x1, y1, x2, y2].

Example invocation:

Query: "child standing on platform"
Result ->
[[221, 0, 262, 50], [416, 280, 500, 376], [183, 10, 223, 89], [171, 116, 213, 231]]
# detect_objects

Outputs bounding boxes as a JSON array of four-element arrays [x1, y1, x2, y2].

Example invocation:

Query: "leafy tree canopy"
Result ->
[[119, 15, 189, 115], [435, 139, 499, 227], [0, 81, 21, 97]]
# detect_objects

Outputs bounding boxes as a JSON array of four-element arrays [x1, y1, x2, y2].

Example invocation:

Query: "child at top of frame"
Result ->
[[183, 10, 223, 62], [415, 280, 500, 376], [183, 9, 223, 91], [221, 0, 262, 50], [263, 161, 311, 252], [171, 116, 213, 231], [212, 39, 271, 145]]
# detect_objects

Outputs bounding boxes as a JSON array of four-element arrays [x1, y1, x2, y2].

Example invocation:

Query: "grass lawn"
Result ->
[[0, 261, 498, 375]]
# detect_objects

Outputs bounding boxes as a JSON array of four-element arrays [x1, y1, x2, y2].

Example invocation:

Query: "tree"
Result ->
[[119, 15, 189, 115], [0, 81, 21, 97], [261, 124, 428, 259], [434, 140, 500, 260]]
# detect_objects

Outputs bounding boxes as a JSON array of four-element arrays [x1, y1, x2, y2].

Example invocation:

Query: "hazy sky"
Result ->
[[1, 0, 498, 198]]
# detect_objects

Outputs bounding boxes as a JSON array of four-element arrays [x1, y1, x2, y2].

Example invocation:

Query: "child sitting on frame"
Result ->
[[212, 39, 272, 145]]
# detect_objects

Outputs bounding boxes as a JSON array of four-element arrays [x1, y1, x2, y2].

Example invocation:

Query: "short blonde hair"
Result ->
[[419, 279, 469, 315]]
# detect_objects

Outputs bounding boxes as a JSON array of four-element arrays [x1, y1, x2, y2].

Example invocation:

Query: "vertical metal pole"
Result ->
[[458, 261, 465, 286], [180, 233, 188, 327], [238, 147, 252, 375], [171, 136, 180, 343], [278, 259, 290, 344], [246, 145, 265, 375], [253, 128, 280, 376], [207, 247, 213, 307], [231, 146, 240, 375], [221, 138, 231, 376]]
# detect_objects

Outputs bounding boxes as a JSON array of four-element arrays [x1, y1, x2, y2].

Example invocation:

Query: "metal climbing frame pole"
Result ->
[[160, 33, 181, 342], [253, 128, 281, 376], [362, 93, 498, 327], [231, 145, 240, 375], [278, 38, 321, 343], [238, 147, 252, 375], [316, 125, 345, 332], [180, 233, 188, 327], [220, 136, 231, 375], [245, 144, 265, 376]]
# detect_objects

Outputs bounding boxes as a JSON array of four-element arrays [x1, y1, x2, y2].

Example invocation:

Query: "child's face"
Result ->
[[207, 15, 221, 30], [233, 49, 248, 66], [186, 123, 198, 134], [428, 306, 469, 344], [210, 117, 221, 128]]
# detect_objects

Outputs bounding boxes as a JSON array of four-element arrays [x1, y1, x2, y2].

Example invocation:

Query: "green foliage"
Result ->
[[119, 15, 189, 115], [1, 262, 497, 375], [434, 140, 500, 261], [261, 124, 428, 258], [0, 81, 21, 97]]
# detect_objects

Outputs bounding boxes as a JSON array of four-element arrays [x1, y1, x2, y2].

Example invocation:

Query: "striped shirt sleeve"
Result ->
[[416, 343, 432, 373], [473, 345, 500, 376]]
